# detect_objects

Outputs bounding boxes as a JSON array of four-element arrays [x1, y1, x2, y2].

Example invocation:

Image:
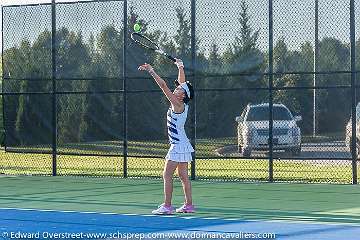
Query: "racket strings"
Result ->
[[132, 33, 158, 50]]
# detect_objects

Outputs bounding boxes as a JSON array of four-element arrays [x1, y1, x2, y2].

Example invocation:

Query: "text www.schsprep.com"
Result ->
[[2, 231, 276, 239]]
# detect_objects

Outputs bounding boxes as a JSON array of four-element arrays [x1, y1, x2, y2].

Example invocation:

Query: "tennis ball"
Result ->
[[133, 23, 142, 32]]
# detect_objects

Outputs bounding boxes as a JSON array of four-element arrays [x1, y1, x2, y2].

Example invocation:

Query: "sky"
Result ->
[[0, 0, 359, 55]]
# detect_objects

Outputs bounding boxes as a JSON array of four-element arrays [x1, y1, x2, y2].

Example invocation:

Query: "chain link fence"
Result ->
[[0, 0, 359, 183]]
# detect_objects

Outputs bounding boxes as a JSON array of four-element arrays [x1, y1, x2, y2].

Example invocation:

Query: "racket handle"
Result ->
[[167, 55, 176, 62]]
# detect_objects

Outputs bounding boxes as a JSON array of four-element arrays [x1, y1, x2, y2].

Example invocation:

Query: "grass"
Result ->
[[0, 138, 357, 183], [0, 148, 356, 184], [3, 139, 232, 158], [3, 134, 345, 157]]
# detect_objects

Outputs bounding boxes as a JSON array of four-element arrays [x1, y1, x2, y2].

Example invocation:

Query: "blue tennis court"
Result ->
[[1, 208, 360, 240]]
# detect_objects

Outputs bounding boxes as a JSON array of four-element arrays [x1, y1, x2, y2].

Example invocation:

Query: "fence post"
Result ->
[[1, 7, 7, 152], [51, 0, 57, 176], [268, 0, 274, 182], [313, 0, 319, 137], [350, 0, 357, 184], [190, 0, 196, 180], [123, 0, 128, 178]]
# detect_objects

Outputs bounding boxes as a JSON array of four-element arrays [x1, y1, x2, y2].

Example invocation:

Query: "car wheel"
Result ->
[[242, 148, 251, 157]]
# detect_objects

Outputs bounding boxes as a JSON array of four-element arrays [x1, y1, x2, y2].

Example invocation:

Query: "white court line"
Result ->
[[180, 216, 197, 219], [1, 207, 360, 227]]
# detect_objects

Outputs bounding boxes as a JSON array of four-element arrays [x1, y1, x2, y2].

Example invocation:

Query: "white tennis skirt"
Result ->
[[165, 152, 193, 162], [165, 143, 194, 163]]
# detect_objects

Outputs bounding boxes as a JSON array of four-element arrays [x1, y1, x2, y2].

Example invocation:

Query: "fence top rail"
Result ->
[[2, 3, 52, 8], [2, 0, 124, 8], [55, 0, 125, 5]]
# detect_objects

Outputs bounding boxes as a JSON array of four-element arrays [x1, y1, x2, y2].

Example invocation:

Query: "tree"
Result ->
[[2, 46, 24, 146], [55, 28, 91, 144], [197, 42, 222, 138], [229, 0, 263, 84], [273, 38, 288, 77], [204, 0, 265, 138], [272, 40, 314, 135], [0, 57, 2, 78], [0, 57, 3, 133], [355, 37, 360, 102], [208, 42, 222, 73], [80, 25, 123, 142], [125, 6, 166, 141], [316, 37, 350, 134], [15, 32, 53, 145], [174, 7, 192, 59]]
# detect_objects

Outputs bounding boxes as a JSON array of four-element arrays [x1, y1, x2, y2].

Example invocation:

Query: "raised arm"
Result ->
[[175, 59, 185, 85], [138, 63, 181, 107]]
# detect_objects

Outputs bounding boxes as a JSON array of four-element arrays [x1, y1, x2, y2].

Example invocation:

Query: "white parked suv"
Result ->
[[235, 103, 302, 157]]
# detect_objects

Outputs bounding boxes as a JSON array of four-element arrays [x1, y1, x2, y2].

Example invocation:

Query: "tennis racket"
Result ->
[[131, 32, 176, 62]]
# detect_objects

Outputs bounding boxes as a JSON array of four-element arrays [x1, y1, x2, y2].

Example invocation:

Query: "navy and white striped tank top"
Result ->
[[166, 104, 191, 145]]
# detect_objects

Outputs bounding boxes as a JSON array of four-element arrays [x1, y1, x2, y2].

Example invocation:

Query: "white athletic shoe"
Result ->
[[176, 204, 195, 213], [152, 204, 175, 215]]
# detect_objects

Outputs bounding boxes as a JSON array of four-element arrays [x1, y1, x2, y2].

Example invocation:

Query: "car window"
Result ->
[[246, 106, 293, 121]]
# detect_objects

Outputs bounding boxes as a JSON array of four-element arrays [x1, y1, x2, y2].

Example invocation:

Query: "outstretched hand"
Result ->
[[138, 63, 153, 72], [174, 58, 184, 68]]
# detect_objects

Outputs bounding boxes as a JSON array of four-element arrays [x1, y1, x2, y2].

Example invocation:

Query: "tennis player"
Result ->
[[138, 59, 195, 215]]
